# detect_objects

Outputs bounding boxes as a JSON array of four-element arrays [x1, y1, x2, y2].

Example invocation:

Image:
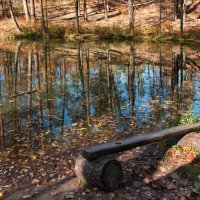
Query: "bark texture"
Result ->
[[75, 156, 123, 191]]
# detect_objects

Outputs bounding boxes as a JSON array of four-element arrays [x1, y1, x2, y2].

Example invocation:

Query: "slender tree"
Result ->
[[30, 0, 36, 21], [159, 0, 162, 34], [40, 0, 47, 34], [78, 0, 80, 16], [104, 0, 108, 19], [83, 0, 87, 21], [128, 0, 134, 30], [75, 0, 80, 34], [8, 0, 22, 33], [23, 0, 30, 20], [180, 0, 186, 34]]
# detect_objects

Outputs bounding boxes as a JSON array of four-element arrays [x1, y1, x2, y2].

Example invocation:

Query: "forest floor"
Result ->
[[0, 0, 200, 41], [1, 134, 200, 200]]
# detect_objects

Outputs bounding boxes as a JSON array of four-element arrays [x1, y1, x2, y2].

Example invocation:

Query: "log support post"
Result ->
[[75, 156, 123, 191]]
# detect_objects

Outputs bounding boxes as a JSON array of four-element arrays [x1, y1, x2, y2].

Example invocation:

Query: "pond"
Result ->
[[0, 41, 200, 155]]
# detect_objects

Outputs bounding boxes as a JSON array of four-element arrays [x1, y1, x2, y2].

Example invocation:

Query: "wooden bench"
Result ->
[[75, 124, 200, 191]]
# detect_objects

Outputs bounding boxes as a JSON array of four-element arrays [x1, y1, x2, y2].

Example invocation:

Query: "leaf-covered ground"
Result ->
[[1, 135, 200, 200]]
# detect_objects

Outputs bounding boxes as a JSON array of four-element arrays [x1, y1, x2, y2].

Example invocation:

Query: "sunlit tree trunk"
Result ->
[[23, 0, 30, 20], [78, 0, 80, 16], [174, 0, 178, 20], [75, 0, 80, 34], [180, 0, 186, 34], [104, 0, 108, 19], [30, 0, 36, 20], [83, 0, 88, 21], [8, 0, 22, 33], [128, 0, 134, 30], [45, 0, 48, 31], [159, 0, 162, 34], [40, 0, 47, 34]]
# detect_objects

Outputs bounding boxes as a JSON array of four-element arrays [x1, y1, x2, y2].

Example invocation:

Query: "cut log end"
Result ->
[[75, 156, 122, 191]]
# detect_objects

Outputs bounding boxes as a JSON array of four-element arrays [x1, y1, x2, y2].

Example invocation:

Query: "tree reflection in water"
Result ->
[[0, 41, 199, 155]]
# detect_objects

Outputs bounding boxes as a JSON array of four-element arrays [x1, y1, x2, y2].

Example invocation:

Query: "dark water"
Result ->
[[0, 41, 200, 152]]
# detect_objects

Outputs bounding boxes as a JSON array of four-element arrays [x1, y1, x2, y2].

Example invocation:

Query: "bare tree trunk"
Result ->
[[8, 0, 22, 33], [83, 0, 87, 21], [40, 0, 47, 34], [180, 0, 186, 34], [128, 0, 134, 30], [174, 0, 178, 20], [23, 0, 30, 20], [45, 0, 48, 31], [78, 0, 80, 16], [159, 0, 162, 34], [75, 0, 80, 34], [0, 0, 5, 18], [104, 0, 108, 19], [30, 0, 36, 20]]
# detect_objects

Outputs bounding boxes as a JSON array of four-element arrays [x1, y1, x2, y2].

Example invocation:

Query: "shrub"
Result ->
[[48, 24, 66, 39]]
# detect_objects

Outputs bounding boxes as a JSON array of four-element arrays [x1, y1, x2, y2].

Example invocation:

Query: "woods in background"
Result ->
[[0, 0, 199, 37]]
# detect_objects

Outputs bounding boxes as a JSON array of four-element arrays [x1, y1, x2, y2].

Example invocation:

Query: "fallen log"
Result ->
[[75, 124, 200, 190], [75, 156, 122, 191], [81, 124, 200, 161], [9, 90, 37, 99]]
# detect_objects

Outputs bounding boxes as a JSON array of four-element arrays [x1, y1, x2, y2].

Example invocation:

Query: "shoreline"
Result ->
[[1, 20, 200, 44]]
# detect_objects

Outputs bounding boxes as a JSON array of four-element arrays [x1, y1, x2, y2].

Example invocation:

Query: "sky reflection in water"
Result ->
[[0, 42, 200, 150]]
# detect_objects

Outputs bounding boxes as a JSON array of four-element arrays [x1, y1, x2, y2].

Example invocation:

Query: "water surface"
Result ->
[[0, 41, 200, 154]]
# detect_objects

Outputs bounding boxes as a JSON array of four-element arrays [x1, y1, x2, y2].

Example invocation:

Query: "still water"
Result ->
[[0, 41, 200, 152]]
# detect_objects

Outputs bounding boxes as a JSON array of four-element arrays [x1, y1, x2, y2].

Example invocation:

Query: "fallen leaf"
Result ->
[[0, 192, 3, 199], [115, 140, 123, 144], [22, 194, 32, 199], [31, 179, 40, 184], [85, 189, 91, 193], [31, 155, 37, 161]]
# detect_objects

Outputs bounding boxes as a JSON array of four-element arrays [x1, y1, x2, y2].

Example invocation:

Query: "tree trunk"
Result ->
[[40, 0, 47, 34], [159, 0, 162, 34], [128, 0, 134, 30], [23, 0, 30, 20], [0, 0, 5, 18], [75, 156, 122, 191], [75, 0, 80, 34], [78, 0, 80, 16], [8, 0, 22, 33], [104, 0, 108, 19], [45, 0, 48, 31], [83, 0, 87, 21], [30, 0, 36, 20], [180, 0, 186, 34]]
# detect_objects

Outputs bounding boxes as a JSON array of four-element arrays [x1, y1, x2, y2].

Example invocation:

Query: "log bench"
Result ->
[[75, 124, 200, 191]]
